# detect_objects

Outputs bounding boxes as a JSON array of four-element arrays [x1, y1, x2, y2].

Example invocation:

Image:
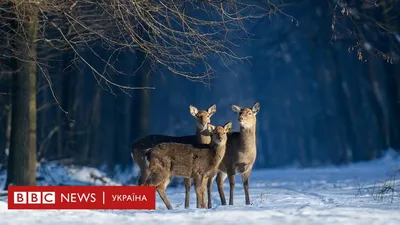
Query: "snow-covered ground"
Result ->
[[1, 150, 400, 225]]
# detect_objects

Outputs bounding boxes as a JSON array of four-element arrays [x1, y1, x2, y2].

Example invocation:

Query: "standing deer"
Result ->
[[131, 104, 216, 208], [143, 121, 232, 210], [207, 102, 260, 208]]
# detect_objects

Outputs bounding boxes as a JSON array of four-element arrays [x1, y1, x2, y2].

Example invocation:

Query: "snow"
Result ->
[[0, 150, 400, 225]]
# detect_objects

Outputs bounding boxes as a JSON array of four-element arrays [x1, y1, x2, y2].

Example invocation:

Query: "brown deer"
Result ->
[[131, 104, 216, 208], [143, 121, 232, 210], [206, 102, 260, 208]]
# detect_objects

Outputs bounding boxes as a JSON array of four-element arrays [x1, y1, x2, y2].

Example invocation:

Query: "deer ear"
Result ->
[[207, 104, 216, 117], [231, 104, 241, 114], [189, 105, 198, 117], [252, 102, 260, 115], [224, 121, 232, 132]]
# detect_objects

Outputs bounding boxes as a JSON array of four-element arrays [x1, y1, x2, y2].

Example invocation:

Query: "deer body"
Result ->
[[143, 122, 232, 210], [220, 130, 257, 174], [207, 102, 260, 208], [131, 104, 216, 208]]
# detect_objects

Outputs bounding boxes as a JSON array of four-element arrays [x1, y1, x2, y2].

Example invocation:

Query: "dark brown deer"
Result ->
[[131, 104, 216, 208], [143, 122, 232, 210]]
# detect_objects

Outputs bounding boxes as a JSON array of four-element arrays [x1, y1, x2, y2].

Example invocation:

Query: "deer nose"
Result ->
[[238, 117, 244, 122]]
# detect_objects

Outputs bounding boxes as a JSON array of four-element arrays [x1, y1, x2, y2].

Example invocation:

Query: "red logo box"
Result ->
[[8, 186, 156, 210]]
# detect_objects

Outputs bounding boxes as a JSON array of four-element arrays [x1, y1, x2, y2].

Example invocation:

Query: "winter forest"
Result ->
[[0, 0, 400, 190]]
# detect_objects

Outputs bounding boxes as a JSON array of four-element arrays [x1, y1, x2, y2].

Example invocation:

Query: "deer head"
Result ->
[[208, 121, 232, 146], [231, 102, 260, 129], [189, 104, 217, 131]]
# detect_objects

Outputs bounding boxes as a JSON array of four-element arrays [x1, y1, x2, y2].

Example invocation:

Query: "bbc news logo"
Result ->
[[13, 192, 96, 204], [14, 192, 56, 204], [8, 186, 156, 210]]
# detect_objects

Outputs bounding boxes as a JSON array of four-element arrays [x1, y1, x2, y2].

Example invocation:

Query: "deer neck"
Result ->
[[196, 127, 212, 144], [239, 123, 256, 153], [210, 143, 227, 167]]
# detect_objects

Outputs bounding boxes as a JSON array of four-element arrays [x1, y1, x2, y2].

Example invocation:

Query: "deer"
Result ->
[[206, 102, 260, 208], [131, 104, 216, 208], [142, 121, 232, 210]]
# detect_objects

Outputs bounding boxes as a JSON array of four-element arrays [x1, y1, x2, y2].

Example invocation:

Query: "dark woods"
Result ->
[[250, 0, 400, 168], [0, 0, 399, 187]]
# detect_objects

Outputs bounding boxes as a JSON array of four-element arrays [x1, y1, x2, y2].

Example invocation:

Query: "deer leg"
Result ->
[[228, 173, 235, 205], [156, 178, 173, 210], [194, 176, 203, 208], [138, 169, 150, 186], [184, 178, 191, 209], [241, 169, 252, 205], [217, 171, 227, 205], [207, 175, 215, 208], [141, 172, 153, 186], [201, 177, 208, 208]]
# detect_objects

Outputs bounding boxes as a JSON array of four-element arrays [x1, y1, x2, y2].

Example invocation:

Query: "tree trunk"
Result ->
[[86, 86, 101, 165], [58, 52, 76, 160], [5, 5, 38, 189], [4, 104, 12, 166], [130, 26, 151, 167]]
